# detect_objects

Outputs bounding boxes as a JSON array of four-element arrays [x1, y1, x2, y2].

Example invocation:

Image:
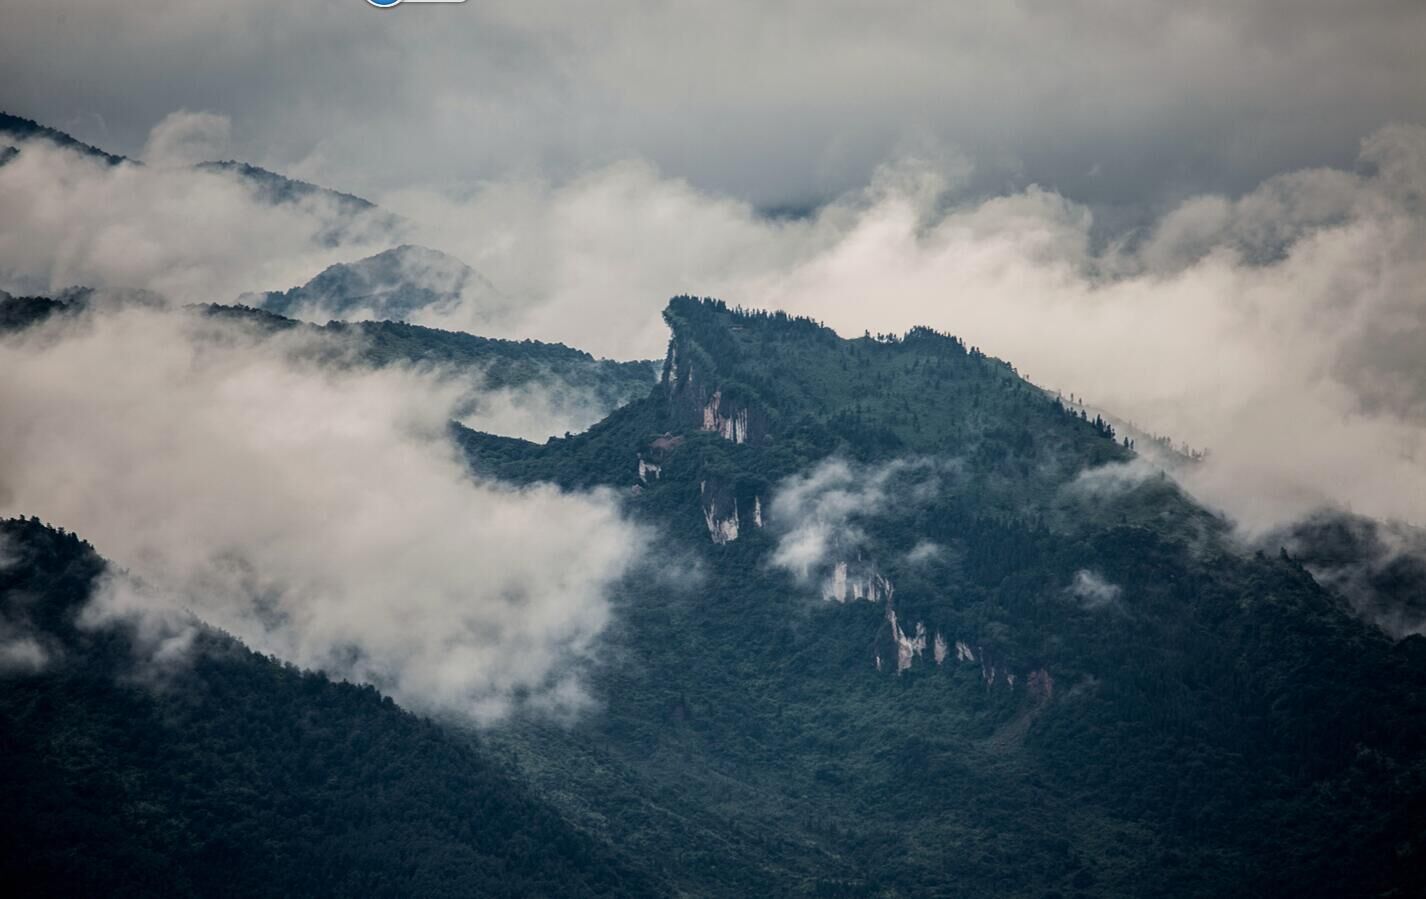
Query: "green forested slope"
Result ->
[[0, 294, 656, 416], [0, 111, 128, 164], [457, 297, 1426, 897], [6, 292, 1425, 897], [0, 518, 659, 898], [205, 303, 657, 409]]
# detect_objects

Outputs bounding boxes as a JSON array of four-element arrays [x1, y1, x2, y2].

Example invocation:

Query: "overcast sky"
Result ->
[[3, 0, 1423, 210]]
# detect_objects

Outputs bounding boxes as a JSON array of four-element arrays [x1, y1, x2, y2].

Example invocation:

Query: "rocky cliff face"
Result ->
[[694, 476, 768, 544], [700, 478, 741, 544], [662, 338, 770, 446], [453, 297, 1426, 897]]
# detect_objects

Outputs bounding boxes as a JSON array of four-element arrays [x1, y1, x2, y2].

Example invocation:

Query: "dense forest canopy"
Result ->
[[4, 294, 1426, 897]]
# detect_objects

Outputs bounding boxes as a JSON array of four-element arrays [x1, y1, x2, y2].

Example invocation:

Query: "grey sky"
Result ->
[[2, 0, 1423, 208]]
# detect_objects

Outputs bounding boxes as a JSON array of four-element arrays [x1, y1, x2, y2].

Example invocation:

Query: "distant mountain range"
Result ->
[[0, 112, 403, 244], [0, 111, 127, 165], [242, 244, 508, 326], [0, 290, 656, 428]]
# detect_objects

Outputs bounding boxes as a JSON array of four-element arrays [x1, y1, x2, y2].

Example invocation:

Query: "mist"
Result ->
[[8, 110, 1426, 547], [768, 458, 943, 599], [0, 130, 398, 302], [390, 124, 1426, 538], [0, 308, 645, 721]]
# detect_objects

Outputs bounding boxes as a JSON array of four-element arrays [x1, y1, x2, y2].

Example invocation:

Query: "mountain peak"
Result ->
[[657, 294, 1126, 474], [194, 160, 378, 213], [0, 110, 127, 165], [245, 244, 503, 325]]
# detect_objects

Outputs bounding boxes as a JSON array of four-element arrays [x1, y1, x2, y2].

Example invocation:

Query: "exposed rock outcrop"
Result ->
[[700, 479, 740, 545], [887, 607, 927, 674], [822, 561, 894, 603], [661, 339, 770, 445]]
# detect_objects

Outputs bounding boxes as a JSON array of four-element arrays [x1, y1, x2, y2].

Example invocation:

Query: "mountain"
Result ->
[[195, 161, 403, 244], [195, 160, 379, 215], [0, 111, 127, 165], [453, 296, 1426, 897], [7, 289, 1426, 895], [0, 287, 167, 333], [1271, 510, 1426, 639], [0, 517, 659, 897], [0, 112, 399, 244], [0, 292, 656, 431], [243, 245, 505, 325], [205, 303, 657, 417], [0, 291, 71, 332]]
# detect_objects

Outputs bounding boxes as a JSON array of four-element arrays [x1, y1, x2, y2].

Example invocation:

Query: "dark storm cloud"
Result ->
[[2, 1, 1422, 206]]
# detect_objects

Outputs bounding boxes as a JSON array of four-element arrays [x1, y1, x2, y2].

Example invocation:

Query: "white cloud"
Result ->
[[0, 134, 398, 302], [904, 541, 942, 565], [370, 125, 1426, 542], [1066, 569, 1123, 610], [0, 532, 53, 675], [8, 110, 1426, 544], [768, 457, 937, 583], [142, 109, 231, 167], [0, 635, 49, 674], [0, 308, 644, 721], [458, 382, 626, 442]]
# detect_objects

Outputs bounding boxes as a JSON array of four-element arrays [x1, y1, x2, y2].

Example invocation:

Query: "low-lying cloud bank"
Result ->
[[0, 309, 644, 720], [6, 115, 1426, 541], [0, 126, 399, 303], [390, 123, 1426, 537]]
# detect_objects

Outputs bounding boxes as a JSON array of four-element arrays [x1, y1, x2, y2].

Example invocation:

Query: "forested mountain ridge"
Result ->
[[456, 296, 1426, 897], [0, 292, 657, 420], [195, 160, 381, 215], [241, 245, 503, 324], [204, 302, 656, 409], [0, 111, 397, 236], [6, 287, 1426, 896], [0, 111, 127, 165], [0, 517, 661, 898]]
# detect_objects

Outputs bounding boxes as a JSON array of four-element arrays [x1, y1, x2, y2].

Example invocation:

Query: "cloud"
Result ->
[[0, 532, 55, 675], [904, 541, 942, 565], [0, 307, 645, 721], [142, 109, 231, 167], [1270, 511, 1426, 639], [1064, 457, 1170, 500], [3, 1, 1424, 210], [8, 103, 1426, 552], [768, 459, 883, 582], [768, 457, 939, 584], [458, 381, 627, 443], [0, 635, 48, 675], [0, 133, 398, 302], [438, 125, 1426, 541], [1066, 569, 1123, 610]]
